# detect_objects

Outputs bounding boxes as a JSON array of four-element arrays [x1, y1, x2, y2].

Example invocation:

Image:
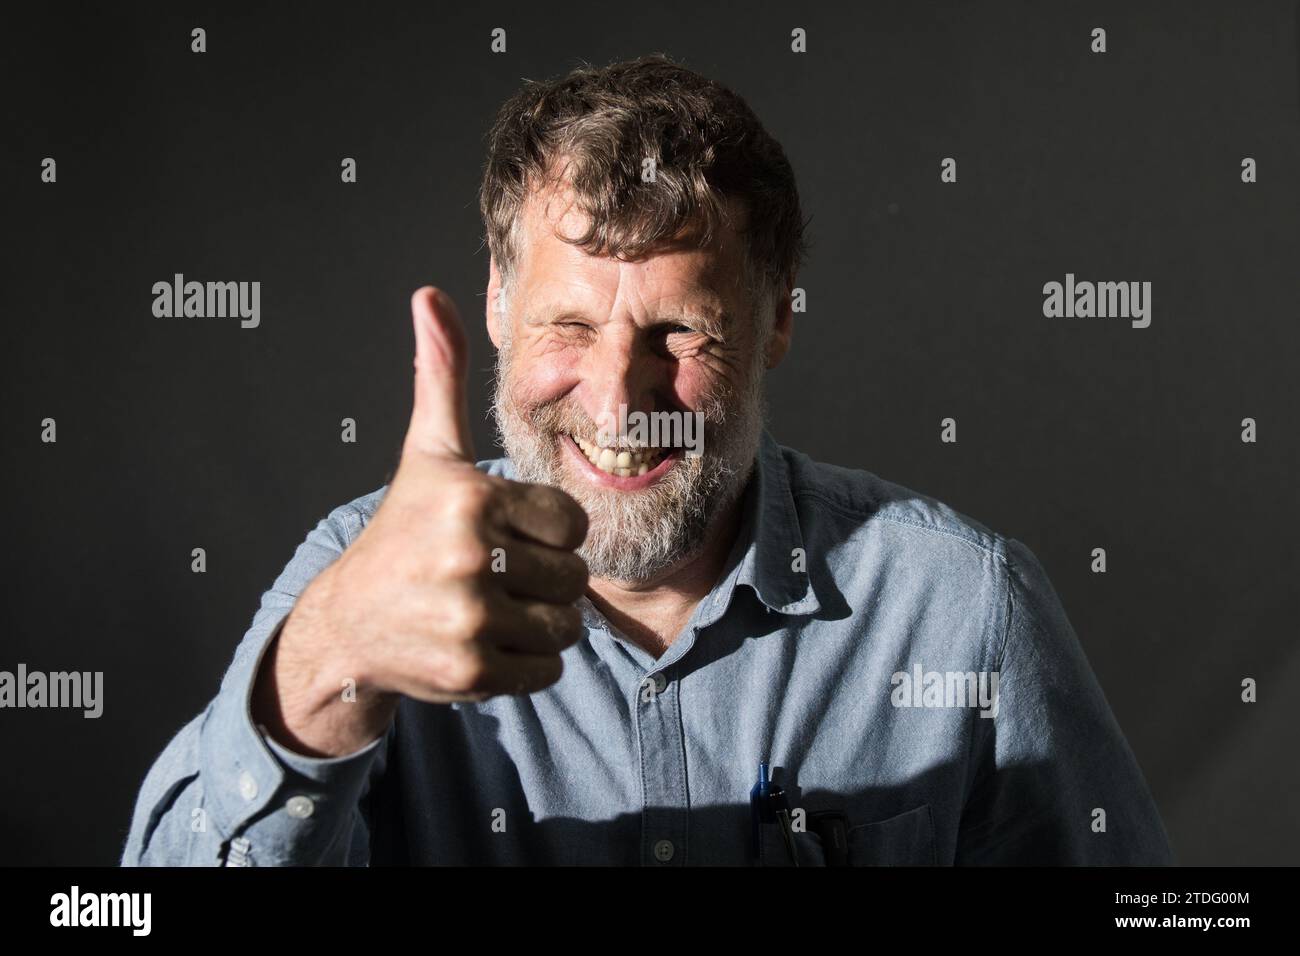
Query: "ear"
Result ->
[[764, 281, 794, 369], [486, 255, 504, 348]]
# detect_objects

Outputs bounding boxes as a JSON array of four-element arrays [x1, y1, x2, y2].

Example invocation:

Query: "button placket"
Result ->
[[636, 671, 688, 866]]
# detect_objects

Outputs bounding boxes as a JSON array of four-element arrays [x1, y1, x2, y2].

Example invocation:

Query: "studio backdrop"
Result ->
[[2, 0, 1297, 865]]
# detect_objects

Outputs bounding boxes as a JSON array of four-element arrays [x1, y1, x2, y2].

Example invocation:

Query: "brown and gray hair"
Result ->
[[478, 53, 811, 317]]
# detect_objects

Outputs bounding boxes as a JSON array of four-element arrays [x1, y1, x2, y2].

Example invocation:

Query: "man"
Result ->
[[123, 54, 1172, 866]]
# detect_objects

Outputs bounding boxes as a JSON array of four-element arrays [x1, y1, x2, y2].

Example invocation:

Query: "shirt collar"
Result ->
[[727, 427, 823, 617]]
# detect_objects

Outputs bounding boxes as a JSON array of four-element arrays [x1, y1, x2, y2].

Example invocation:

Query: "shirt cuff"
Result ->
[[196, 611, 384, 862], [259, 722, 385, 782]]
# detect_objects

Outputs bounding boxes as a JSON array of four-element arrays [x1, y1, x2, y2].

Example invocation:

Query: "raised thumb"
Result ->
[[403, 286, 475, 462]]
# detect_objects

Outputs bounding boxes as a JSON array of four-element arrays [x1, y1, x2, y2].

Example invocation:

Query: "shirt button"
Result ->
[[651, 673, 668, 694], [238, 770, 258, 801], [653, 839, 675, 863], [285, 795, 315, 819]]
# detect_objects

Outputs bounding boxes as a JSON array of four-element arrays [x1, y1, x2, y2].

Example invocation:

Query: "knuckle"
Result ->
[[441, 649, 490, 692], [438, 537, 492, 580], [447, 592, 491, 640], [446, 477, 496, 521]]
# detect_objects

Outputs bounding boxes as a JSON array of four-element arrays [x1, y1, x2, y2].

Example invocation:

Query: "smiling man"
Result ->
[[123, 54, 1173, 866]]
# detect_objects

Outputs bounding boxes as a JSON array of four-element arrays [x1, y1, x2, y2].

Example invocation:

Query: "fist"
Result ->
[[287, 287, 589, 706]]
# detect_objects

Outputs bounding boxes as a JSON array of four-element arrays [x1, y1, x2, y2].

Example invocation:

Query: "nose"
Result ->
[[584, 327, 661, 440]]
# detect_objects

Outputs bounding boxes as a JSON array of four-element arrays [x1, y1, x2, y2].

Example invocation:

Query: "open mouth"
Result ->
[[561, 433, 683, 489], [569, 434, 670, 477]]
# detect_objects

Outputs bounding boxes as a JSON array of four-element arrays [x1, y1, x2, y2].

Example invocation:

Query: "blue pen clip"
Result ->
[[751, 762, 799, 865]]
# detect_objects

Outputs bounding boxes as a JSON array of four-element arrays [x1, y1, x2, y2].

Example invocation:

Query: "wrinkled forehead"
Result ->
[[510, 176, 752, 302]]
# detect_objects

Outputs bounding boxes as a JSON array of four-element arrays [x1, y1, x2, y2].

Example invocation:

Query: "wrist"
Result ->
[[257, 594, 396, 758]]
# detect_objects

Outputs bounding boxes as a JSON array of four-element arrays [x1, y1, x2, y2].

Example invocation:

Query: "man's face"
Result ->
[[489, 181, 784, 583]]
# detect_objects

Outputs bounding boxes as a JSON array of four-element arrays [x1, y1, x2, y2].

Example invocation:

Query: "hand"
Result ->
[[255, 287, 589, 757]]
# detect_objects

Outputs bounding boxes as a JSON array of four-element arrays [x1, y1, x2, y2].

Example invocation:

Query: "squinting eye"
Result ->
[[665, 325, 693, 335]]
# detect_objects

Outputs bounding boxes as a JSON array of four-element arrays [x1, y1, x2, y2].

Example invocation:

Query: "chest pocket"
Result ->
[[759, 804, 936, 866], [846, 804, 936, 865]]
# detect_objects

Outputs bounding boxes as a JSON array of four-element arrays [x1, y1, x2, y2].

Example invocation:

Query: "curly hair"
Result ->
[[478, 53, 810, 315]]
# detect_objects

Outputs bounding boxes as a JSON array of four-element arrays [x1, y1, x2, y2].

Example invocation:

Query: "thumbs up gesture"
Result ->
[[256, 288, 589, 758]]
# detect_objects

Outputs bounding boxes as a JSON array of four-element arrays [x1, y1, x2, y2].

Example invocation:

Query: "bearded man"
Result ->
[[123, 54, 1173, 867]]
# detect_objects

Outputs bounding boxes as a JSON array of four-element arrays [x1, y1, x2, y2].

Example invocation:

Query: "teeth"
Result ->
[[570, 434, 668, 476]]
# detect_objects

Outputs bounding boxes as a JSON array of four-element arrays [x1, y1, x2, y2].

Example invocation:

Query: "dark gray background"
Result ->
[[2, 1, 1296, 866]]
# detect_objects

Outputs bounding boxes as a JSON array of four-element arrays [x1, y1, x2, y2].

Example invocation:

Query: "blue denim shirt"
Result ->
[[122, 429, 1173, 866]]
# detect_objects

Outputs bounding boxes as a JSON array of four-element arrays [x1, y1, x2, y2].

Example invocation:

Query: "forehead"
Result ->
[[512, 178, 750, 312]]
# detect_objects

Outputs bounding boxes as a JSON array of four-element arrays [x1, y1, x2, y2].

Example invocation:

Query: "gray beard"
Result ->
[[491, 352, 766, 584]]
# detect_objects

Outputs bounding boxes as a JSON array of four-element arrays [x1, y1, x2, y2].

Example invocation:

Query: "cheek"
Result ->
[[509, 349, 580, 406], [671, 355, 745, 408]]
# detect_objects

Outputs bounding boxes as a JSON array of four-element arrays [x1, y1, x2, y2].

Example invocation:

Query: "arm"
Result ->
[[121, 507, 388, 867], [955, 537, 1175, 865], [122, 287, 589, 866]]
